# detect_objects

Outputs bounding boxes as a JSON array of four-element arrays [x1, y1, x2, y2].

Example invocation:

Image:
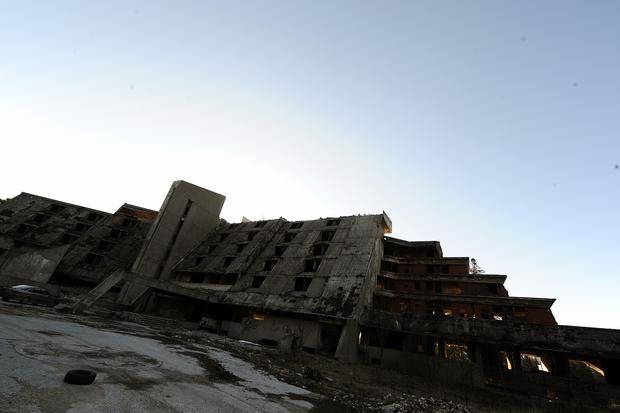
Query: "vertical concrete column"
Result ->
[[334, 319, 361, 363], [117, 181, 225, 305]]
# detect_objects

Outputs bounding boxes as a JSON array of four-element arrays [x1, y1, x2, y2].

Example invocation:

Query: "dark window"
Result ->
[[236, 243, 248, 253], [320, 230, 336, 242], [305, 259, 321, 272], [247, 231, 258, 241], [252, 276, 266, 288], [84, 253, 103, 265], [190, 273, 205, 283], [284, 232, 296, 242], [487, 284, 498, 294], [223, 256, 235, 267], [426, 265, 435, 274], [16, 223, 37, 234], [87, 212, 103, 222], [326, 219, 341, 226], [97, 240, 116, 252], [441, 265, 450, 274], [207, 244, 218, 253], [0, 247, 7, 255], [263, 259, 277, 271], [254, 221, 266, 228], [74, 222, 91, 232], [0, 209, 14, 217], [110, 228, 128, 239], [313, 243, 329, 256], [121, 217, 137, 227], [289, 222, 303, 229], [49, 204, 65, 213], [31, 213, 50, 223], [60, 233, 79, 244], [414, 281, 421, 289], [294, 277, 312, 291], [219, 233, 229, 242], [275, 245, 287, 256], [195, 256, 205, 266]]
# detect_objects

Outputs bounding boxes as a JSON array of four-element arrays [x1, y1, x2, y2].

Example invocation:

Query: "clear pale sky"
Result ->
[[1, 2, 618, 328]]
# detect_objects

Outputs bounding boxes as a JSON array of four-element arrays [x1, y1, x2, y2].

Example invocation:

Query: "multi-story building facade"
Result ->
[[0, 181, 618, 408]]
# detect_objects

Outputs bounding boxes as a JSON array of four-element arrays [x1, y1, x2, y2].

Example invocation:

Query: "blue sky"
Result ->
[[1, 1, 618, 328]]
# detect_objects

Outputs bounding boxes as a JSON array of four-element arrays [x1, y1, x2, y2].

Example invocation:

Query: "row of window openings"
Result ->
[[227, 219, 338, 232], [382, 299, 524, 320], [381, 261, 451, 274], [15, 217, 135, 237], [216, 225, 337, 245], [201, 233, 334, 267], [377, 278, 499, 295], [251, 275, 312, 292]]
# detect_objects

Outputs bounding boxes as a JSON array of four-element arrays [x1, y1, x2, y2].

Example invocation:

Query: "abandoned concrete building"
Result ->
[[1, 180, 619, 407]]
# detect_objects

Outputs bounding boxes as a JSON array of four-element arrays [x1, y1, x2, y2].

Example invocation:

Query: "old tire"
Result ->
[[64, 370, 96, 385]]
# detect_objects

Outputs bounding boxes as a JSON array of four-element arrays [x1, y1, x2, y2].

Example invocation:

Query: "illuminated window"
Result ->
[[520, 352, 550, 373]]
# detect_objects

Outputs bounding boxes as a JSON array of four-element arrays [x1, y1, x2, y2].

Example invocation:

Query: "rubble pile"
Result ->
[[331, 391, 470, 413]]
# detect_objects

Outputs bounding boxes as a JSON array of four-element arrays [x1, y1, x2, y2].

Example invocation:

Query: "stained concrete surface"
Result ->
[[0, 301, 318, 413]]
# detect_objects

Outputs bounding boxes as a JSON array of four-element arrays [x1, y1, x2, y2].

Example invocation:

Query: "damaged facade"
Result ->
[[0, 181, 619, 407]]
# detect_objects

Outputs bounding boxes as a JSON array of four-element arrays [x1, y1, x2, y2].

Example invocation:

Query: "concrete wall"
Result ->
[[118, 181, 225, 304], [0, 245, 69, 283]]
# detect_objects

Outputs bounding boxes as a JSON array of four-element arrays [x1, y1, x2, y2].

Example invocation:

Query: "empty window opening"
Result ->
[[60, 233, 79, 244], [204, 273, 238, 285], [414, 281, 421, 290], [443, 283, 462, 295], [313, 243, 329, 256], [182, 200, 193, 218], [445, 342, 469, 362], [247, 231, 258, 241], [74, 222, 91, 232], [223, 257, 235, 267], [443, 309, 453, 316], [190, 273, 205, 283], [121, 217, 137, 227], [326, 219, 341, 226], [381, 260, 398, 272], [275, 245, 287, 256], [251, 310, 266, 320], [236, 243, 248, 253], [252, 276, 266, 288], [16, 223, 37, 234], [294, 277, 312, 291], [263, 259, 277, 271], [305, 259, 321, 272], [520, 352, 550, 373], [49, 204, 65, 213], [254, 221, 266, 228], [84, 253, 104, 265], [207, 244, 218, 253], [289, 222, 303, 229], [320, 230, 336, 242], [259, 338, 278, 347], [500, 351, 513, 370], [110, 228, 128, 239], [492, 306, 503, 320], [31, 213, 50, 223], [569, 359, 606, 383], [487, 284, 499, 294], [219, 233, 229, 242], [87, 212, 103, 222], [284, 232, 296, 242], [441, 265, 450, 273], [514, 307, 526, 319], [0, 209, 15, 217], [97, 240, 116, 252]]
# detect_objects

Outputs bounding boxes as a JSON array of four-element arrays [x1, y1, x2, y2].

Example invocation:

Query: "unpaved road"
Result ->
[[0, 301, 321, 413]]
